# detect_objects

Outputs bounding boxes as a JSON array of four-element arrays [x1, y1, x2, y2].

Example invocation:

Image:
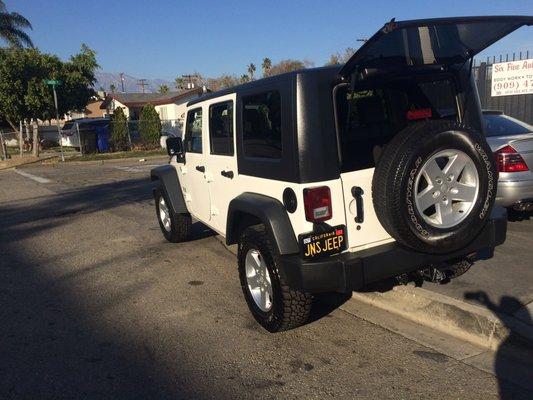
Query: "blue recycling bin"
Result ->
[[96, 125, 110, 153]]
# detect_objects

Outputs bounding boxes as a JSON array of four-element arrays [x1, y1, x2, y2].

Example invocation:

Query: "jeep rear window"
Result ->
[[209, 101, 234, 156], [184, 108, 203, 153], [242, 90, 282, 159], [336, 78, 458, 172]]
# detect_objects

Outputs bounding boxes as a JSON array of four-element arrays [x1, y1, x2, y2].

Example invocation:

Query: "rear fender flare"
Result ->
[[226, 193, 299, 255]]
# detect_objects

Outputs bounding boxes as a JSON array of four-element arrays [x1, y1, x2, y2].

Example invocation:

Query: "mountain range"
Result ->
[[94, 72, 174, 94]]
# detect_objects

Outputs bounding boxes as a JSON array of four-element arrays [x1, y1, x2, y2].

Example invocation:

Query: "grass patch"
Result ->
[[66, 149, 166, 162]]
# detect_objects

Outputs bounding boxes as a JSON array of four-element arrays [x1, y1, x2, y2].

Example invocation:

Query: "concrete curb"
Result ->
[[351, 286, 533, 350], [0, 155, 58, 170], [215, 235, 533, 349]]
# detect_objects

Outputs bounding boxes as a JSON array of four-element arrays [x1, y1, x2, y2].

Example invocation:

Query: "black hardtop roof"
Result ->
[[187, 65, 341, 107]]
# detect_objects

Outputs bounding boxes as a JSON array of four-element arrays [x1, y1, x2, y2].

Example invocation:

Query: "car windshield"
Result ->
[[483, 114, 533, 137]]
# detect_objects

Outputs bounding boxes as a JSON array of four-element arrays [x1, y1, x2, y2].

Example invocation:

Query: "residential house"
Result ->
[[100, 87, 206, 126]]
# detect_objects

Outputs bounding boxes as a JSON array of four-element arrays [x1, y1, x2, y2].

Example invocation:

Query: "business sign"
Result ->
[[491, 59, 533, 97]]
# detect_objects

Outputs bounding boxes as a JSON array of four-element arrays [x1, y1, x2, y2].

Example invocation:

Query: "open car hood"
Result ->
[[339, 16, 533, 77]]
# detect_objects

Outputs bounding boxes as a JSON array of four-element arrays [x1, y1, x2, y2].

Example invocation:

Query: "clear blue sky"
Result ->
[[9, 0, 533, 79]]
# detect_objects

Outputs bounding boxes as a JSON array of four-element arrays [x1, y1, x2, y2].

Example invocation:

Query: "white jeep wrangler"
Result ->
[[152, 16, 532, 332]]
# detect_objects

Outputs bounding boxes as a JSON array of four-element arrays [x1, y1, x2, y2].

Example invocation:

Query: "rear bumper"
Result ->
[[279, 208, 507, 293], [496, 178, 533, 207]]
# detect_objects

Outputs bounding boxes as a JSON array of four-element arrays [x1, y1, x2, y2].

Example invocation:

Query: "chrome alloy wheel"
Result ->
[[414, 149, 479, 229], [245, 249, 273, 312], [158, 196, 172, 232]]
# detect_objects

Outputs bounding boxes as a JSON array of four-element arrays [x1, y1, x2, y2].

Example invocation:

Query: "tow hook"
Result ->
[[418, 266, 448, 284]]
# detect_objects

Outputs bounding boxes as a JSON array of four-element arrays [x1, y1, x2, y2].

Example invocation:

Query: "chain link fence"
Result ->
[[1, 117, 182, 160]]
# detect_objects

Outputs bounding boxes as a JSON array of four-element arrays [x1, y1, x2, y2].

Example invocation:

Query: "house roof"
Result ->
[[101, 87, 206, 109]]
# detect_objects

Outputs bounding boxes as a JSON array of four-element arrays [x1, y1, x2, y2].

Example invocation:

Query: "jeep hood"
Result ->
[[340, 16, 533, 77]]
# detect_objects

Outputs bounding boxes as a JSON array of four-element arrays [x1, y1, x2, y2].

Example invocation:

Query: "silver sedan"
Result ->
[[484, 110, 533, 211]]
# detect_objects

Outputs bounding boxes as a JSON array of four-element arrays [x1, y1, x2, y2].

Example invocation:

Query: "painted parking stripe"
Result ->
[[113, 164, 162, 173], [14, 169, 52, 183]]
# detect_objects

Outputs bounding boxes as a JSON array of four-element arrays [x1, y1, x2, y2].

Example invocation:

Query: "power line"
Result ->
[[137, 79, 148, 93]]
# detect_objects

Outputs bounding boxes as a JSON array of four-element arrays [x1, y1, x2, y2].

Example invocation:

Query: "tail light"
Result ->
[[303, 186, 332, 222], [495, 145, 529, 173]]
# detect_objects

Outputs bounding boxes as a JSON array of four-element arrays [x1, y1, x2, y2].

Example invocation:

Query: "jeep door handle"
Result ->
[[221, 170, 234, 179], [195, 165, 205, 173], [351, 186, 364, 223]]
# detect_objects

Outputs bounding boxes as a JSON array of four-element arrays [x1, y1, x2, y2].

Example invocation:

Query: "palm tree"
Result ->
[[0, 1, 33, 47], [261, 57, 272, 77], [247, 63, 256, 80], [158, 84, 170, 94]]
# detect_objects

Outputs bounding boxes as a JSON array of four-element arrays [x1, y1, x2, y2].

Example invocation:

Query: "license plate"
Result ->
[[299, 225, 346, 260]]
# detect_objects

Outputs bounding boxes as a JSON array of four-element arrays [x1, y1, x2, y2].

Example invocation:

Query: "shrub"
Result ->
[[139, 104, 161, 148], [111, 107, 129, 150]]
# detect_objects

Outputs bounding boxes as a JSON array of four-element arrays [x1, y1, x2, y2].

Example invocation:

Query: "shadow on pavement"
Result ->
[[465, 291, 533, 400], [0, 177, 218, 399]]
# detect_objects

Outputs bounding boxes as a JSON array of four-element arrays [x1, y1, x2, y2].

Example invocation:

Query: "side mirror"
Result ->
[[167, 137, 185, 162]]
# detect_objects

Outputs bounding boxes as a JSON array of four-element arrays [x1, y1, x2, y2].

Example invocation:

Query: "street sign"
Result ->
[[44, 79, 61, 85]]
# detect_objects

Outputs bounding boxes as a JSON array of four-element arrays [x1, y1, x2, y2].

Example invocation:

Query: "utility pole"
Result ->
[[119, 72, 125, 92], [45, 79, 65, 162], [182, 74, 199, 89], [137, 79, 148, 93]]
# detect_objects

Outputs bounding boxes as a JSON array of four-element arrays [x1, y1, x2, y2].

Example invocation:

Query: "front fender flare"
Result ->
[[150, 165, 188, 214]]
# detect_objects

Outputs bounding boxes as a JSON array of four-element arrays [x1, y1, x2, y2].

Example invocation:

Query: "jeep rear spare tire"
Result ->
[[372, 121, 496, 254]]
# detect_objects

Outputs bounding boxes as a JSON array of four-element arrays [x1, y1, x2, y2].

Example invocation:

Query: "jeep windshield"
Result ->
[[340, 16, 533, 76]]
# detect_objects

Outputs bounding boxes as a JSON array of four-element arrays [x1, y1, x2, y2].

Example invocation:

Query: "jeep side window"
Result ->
[[184, 108, 203, 153], [242, 90, 282, 159], [209, 101, 234, 156]]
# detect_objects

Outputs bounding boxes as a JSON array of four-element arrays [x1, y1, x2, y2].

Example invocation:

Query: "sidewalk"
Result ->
[[424, 216, 533, 326], [352, 215, 533, 349]]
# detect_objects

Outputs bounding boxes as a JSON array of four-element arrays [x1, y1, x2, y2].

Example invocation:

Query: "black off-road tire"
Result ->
[[372, 120, 497, 254], [238, 225, 312, 332], [154, 187, 191, 243]]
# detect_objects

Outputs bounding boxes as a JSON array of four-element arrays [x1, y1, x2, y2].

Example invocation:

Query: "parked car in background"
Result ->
[[483, 110, 533, 212], [60, 118, 110, 148]]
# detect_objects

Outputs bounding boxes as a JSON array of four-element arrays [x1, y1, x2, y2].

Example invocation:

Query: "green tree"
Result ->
[[325, 47, 355, 66], [240, 74, 250, 84], [261, 57, 271, 77], [0, 44, 98, 130], [138, 104, 161, 147], [247, 63, 256, 80], [264, 59, 314, 77], [158, 84, 170, 94], [174, 77, 185, 90], [0, 0, 32, 47], [109, 83, 116, 93], [110, 107, 129, 150]]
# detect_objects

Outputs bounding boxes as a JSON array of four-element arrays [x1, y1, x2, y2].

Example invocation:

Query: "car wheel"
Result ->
[[238, 225, 312, 332], [372, 120, 497, 254], [154, 187, 191, 243]]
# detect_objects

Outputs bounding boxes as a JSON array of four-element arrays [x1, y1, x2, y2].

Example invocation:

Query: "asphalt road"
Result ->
[[0, 158, 530, 399]]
